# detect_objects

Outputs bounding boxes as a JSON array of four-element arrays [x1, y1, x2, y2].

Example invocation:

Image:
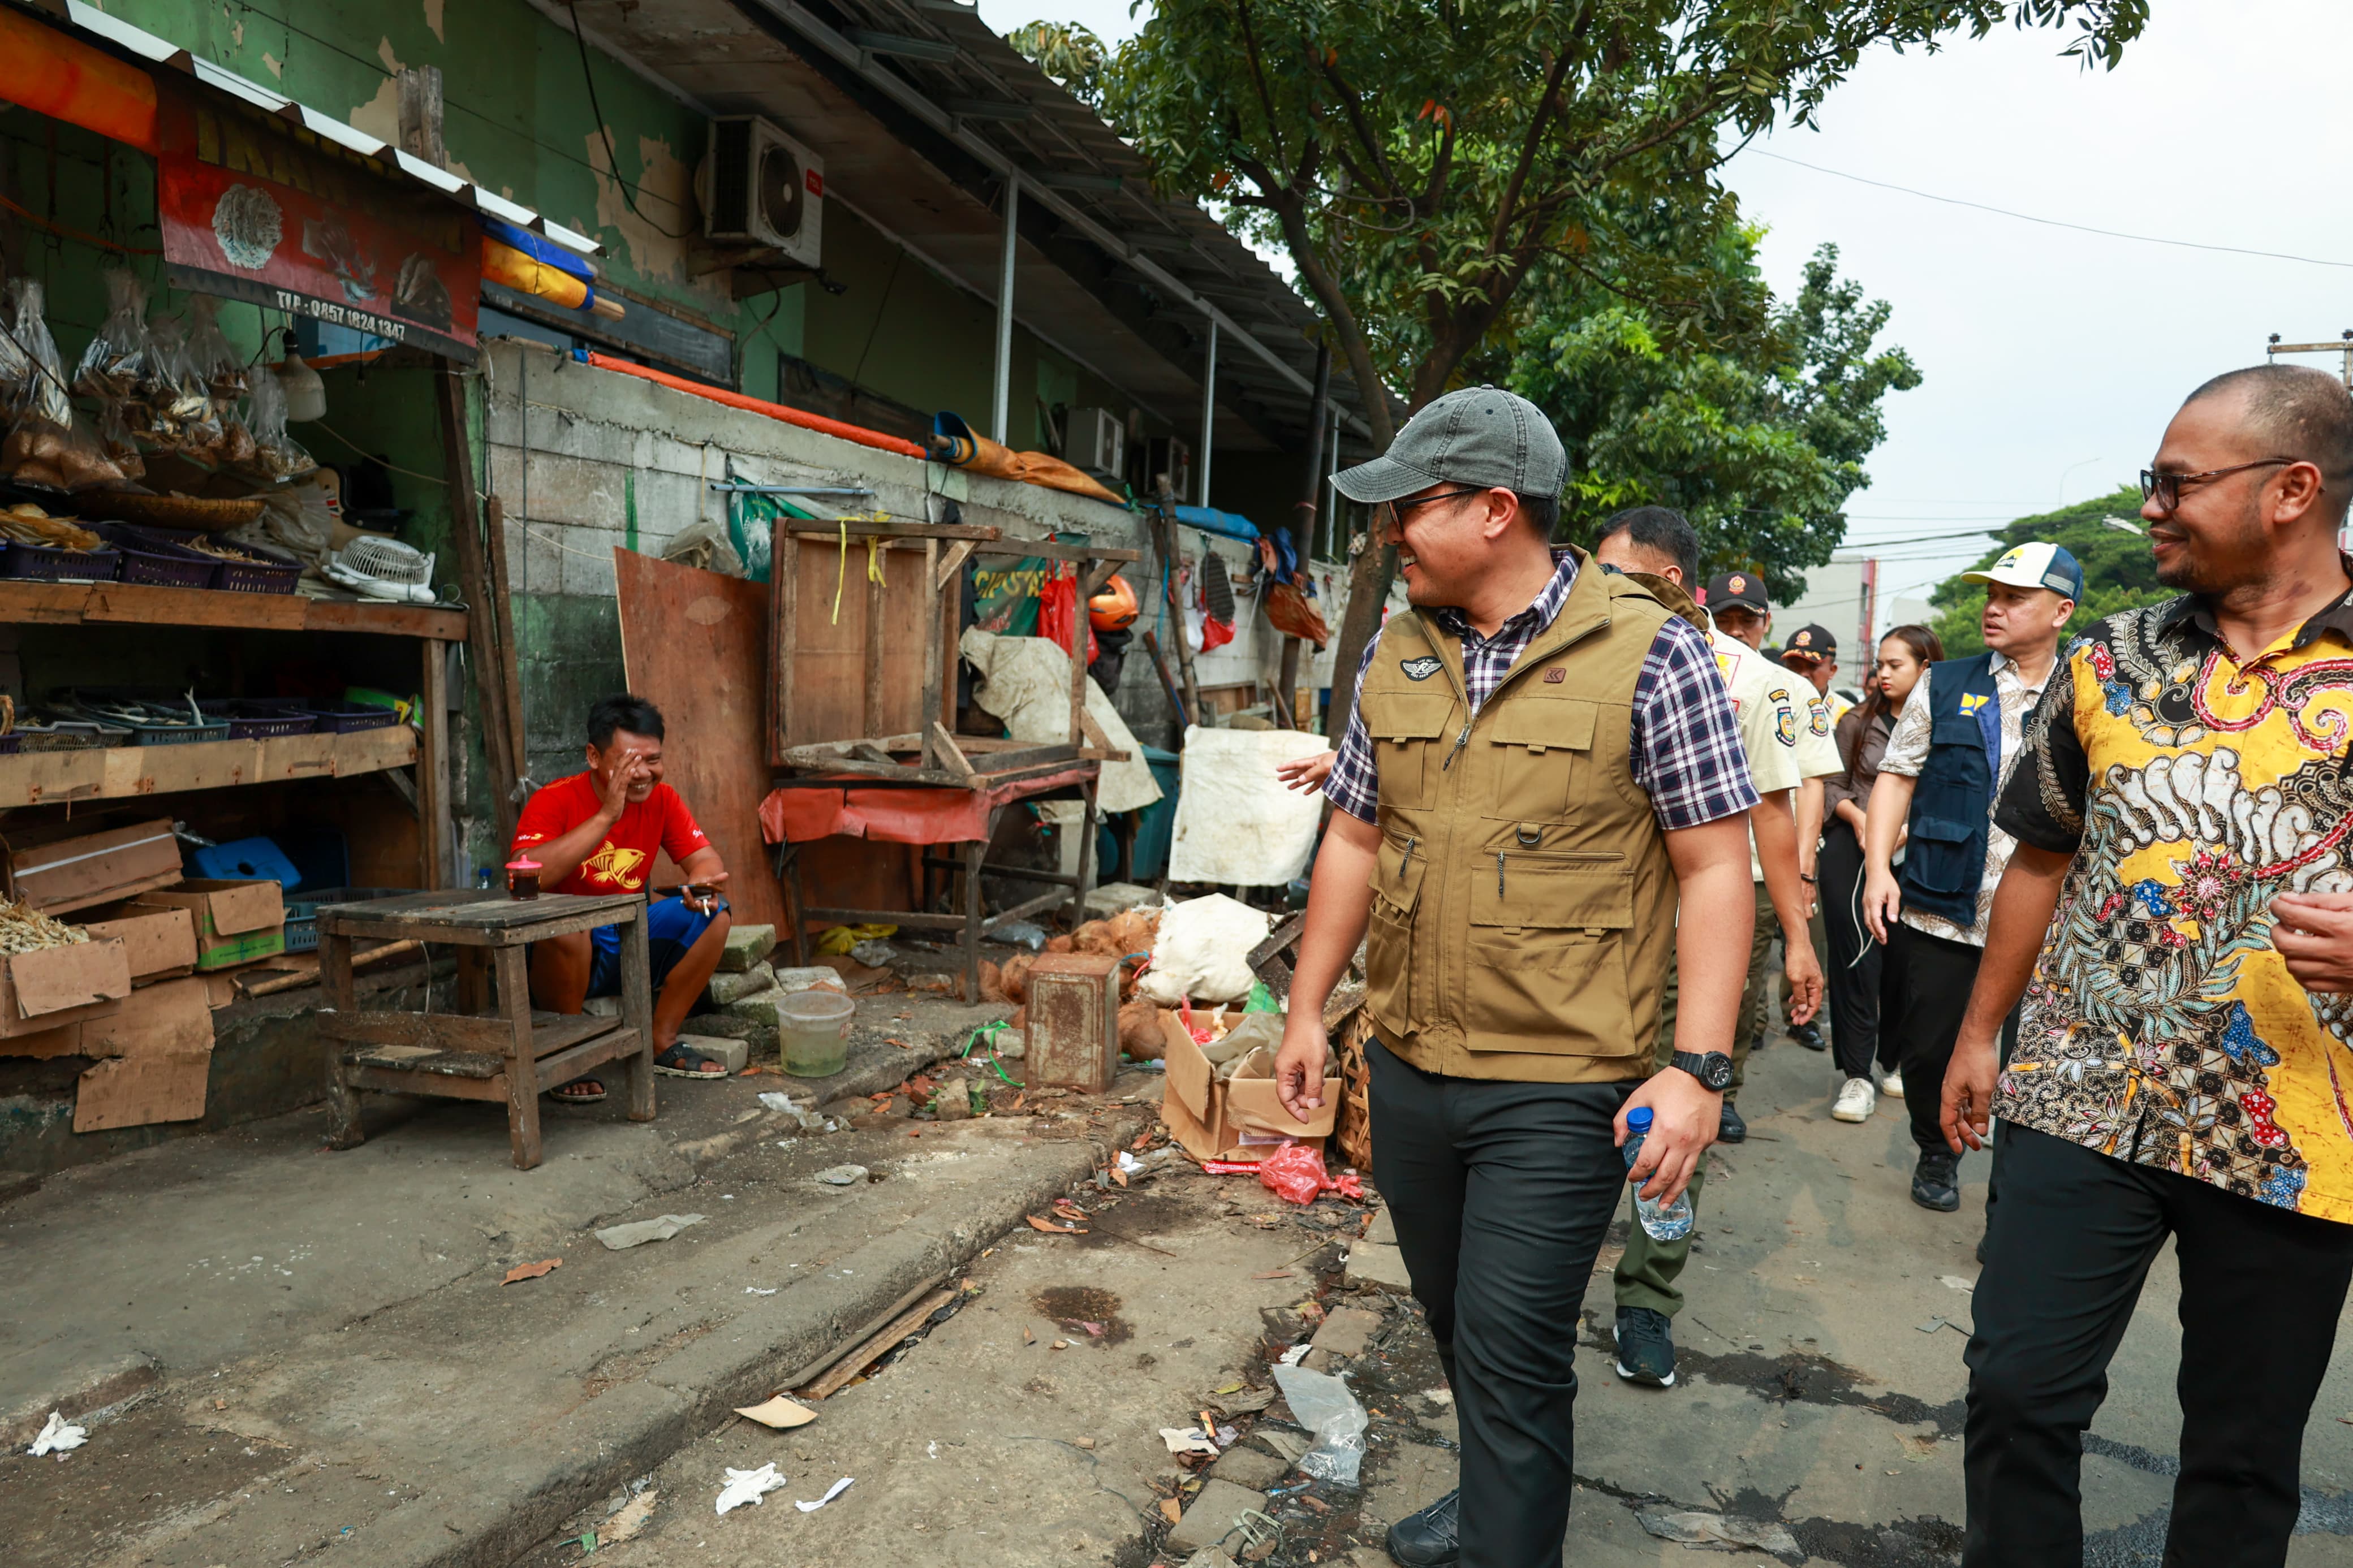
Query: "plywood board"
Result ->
[[778, 533, 948, 750], [615, 548, 787, 931]]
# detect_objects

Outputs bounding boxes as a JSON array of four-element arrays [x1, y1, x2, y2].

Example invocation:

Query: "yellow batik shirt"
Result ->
[[1995, 586, 2353, 1221]]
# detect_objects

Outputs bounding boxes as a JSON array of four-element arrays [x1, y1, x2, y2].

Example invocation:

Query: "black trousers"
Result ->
[[1369, 1040, 1631, 1568], [1818, 820, 1887, 1081], [1883, 921, 1986, 1156], [1964, 1125, 2353, 1567]]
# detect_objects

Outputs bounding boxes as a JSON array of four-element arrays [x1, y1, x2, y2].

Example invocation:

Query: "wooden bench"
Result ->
[[317, 889, 654, 1169]]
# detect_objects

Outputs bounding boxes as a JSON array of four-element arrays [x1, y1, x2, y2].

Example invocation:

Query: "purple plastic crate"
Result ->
[[96, 523, 216, 589], [302, 699, 402, 734], [3, 540, 118, 583], [196, 697, 317, 740], [213, 541, 301, 595]]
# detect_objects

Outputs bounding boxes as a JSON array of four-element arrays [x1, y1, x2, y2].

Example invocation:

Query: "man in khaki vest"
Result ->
[[1274, 388, 1764, 1568]]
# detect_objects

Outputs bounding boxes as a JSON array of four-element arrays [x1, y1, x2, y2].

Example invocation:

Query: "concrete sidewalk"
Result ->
[[4, 992, 1153, 1568]]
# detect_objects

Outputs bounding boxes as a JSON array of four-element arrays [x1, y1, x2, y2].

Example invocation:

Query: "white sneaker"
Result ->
[[1832, 1077, 1877, 1123], [1880, 1069, 1904, 1098]]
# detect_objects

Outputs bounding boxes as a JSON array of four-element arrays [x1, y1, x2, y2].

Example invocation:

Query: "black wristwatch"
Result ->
[[1670, 1049, 1735, 1092]]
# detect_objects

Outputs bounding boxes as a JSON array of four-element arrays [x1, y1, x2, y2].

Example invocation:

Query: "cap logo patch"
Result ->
[[1794, 630, 1811, 646], [1401, 655, 1443, 682], [1729, 574, 1748, 593], [1542, 667, 1566, 684]]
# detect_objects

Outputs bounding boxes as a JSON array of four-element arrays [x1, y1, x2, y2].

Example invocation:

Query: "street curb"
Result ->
[[373, 1115, 1140, 1568]]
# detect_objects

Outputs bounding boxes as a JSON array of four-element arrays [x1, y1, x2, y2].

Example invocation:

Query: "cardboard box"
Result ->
[[9, 817, 182, 915], [0, 1021, 85, 1060], [130, 880, 285, 970], [1159, 1009, 1340, 1164], [75, 977, 213, 1131], [0, 939, 131, 1039], [79, 902, 199, 984]]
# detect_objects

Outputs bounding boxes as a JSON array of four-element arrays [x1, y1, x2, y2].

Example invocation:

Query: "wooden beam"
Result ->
[[419, 640, 448, 889], [969, 539, 1140, 564], [778, 519, 1001, 543], [929, 722, 975, 780], [437, 358, 519, 844], [483, 495, 530, 793]]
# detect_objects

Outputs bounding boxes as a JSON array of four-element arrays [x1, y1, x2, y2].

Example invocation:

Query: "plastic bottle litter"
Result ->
[[1270, 1364, 1368, 1484], [1623, 1107, 1695, 1241]]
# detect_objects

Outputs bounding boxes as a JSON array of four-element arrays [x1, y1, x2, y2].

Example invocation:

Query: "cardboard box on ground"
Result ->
[[1159, 1009, 1339, 1164], [130, 880, 285, 969]]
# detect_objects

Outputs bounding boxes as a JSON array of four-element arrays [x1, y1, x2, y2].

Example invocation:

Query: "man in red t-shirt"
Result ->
[[511, 694, 731, 1102]]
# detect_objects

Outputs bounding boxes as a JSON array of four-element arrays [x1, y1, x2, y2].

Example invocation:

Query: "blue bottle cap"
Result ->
[[1626, 1107, 1654, 1132]]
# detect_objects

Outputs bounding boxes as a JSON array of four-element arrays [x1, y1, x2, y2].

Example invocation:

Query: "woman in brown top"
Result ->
[[1822, 625, 1941, 1122]]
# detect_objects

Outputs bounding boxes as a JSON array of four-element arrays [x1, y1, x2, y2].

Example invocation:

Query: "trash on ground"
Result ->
[[757, 1090, 836, 1133], [1271, 1364, 1369, 1484], [29, 1411, 87, 1456], [604, 1489, 657, 1544], [734, 1395, 818, 1429], [1276, 1344, 1311, 1366], [1210, 1385, 1276, 1415], [1116, 1150, 1145, 1174], [1634, 1509, 1802, 1553], [1162, 1426, 1221, 1456], [795, 1476, 854, 1511], [1941, 1274, 1976, 1293], [596, 1213, 706, 1250], [1136, 893, 1272, 1005], [501, 1258, 562, 1284], [1917, 1316, 1950, 1333], [850, 939, 899, 969], [994, 920, 1048, 951], [815, 1164, 869, 1186], [745, 1286, 778, 1296], [1027, 1213, 1087, 1234], [1255, 1428, 1311, 1464], [1257, 1141, 1363, 1204], [1422, 1387, 1454, 1406], [714, 1462, 787, 1514]]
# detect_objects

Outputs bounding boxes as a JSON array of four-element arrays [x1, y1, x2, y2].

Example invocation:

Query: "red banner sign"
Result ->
[[153, 77, 479, 360]]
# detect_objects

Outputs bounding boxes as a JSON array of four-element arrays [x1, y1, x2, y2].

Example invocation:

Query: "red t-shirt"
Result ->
[[510, 772, 711, 896]]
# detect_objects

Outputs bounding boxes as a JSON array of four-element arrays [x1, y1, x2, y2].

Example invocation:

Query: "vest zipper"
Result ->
[[1496, 850, 1506, 900], [1400, 836, 1417, 882], [1442, 722, 1471, 771]]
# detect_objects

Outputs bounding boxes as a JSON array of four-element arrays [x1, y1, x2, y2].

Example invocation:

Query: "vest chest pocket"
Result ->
[[1902, 814, 1979, 897], [1463, 850, 1636, 1056], [1368, 693, 1455, 813], [1364, 832, 1427, 1030], [1480, 698, 1596, 824]]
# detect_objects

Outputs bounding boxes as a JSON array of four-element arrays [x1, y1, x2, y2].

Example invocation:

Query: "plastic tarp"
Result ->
[[960, 630, 1163, 815], [760, 766, 1095, 846], [1166, 725, 1331, 885], [1172, 504, 1261, 544], [929, 411, 1127, 508]]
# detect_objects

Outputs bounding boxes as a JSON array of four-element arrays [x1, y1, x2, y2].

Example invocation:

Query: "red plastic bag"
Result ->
[[1257, 1140, 1364, 1205], [1036, 567, 1100, 668]]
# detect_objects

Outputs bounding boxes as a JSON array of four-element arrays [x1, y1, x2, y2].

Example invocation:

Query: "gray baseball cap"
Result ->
[[1331, 385, 1567, 506]]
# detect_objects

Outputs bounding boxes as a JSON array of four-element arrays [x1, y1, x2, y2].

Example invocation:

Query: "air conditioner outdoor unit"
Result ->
[[1067, 406, 1124, 483], [700, 116, 824, 270]]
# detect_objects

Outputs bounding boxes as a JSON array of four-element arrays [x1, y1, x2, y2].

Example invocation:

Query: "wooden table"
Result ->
[[317, 890, 654, 1169]]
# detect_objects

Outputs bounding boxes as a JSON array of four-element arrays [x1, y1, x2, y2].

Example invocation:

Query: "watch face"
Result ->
[[1705, 1054, 1734, 1090]]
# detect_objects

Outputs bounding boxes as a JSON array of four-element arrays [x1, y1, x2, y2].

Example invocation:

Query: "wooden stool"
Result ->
[[317, 890, 655, 1169]]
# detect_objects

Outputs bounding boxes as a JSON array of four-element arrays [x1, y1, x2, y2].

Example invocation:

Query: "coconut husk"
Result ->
[[1102, 907, 1160, 954], [1117, 999, 1165, 1060], [998, 953, 1036, 1005], [1009, 1005, 1027, 1030], [979, 958, 1007, 1004], [1071, 919, 1120, 957], [1044, 933, 1074, 954]]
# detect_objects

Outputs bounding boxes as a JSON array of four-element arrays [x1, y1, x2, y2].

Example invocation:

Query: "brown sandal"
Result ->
[[548, 1078, 605, 1104]]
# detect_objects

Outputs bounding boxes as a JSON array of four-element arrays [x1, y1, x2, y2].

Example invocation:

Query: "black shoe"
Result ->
[[1614, 1306, 1679, 1388], [1912, 1151, 1961, 1212], [1792, 1023, 1826, 1052], [1716, 1102, 1747, 1143], [1386, 1485, 1460, 1566]]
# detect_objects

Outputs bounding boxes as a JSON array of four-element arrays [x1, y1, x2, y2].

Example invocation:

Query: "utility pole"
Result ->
[[2266, 330, 2353, 387]]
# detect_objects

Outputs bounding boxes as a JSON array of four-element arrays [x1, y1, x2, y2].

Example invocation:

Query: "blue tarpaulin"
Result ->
[[1171, 505, 1260, 544]]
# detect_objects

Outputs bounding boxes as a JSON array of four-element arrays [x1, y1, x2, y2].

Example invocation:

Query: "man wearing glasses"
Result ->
[[1861, 539, 2079, 1212], [1272, 387, 1760, 1568], [1937, 364, 2353, 1565]]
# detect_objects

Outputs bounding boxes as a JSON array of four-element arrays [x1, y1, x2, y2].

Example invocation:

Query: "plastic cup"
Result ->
[[779, 988, 855, 1078], [505, 858, 542, 900]]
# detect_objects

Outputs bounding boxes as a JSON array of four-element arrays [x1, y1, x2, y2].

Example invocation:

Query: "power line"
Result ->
[[1753, 150, 2353, 271]]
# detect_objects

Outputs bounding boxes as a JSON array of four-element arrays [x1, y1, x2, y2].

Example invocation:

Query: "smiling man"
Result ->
[[1272, 387, 1760, 1568], [1936, 365, 2353, 1565]]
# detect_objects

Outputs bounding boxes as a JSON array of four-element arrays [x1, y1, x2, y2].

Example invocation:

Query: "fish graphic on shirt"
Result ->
[[579, 842, 649, 891]]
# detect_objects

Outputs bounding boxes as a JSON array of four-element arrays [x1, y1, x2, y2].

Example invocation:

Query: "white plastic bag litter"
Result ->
[[595, 1213, 706, 1250], [1136, 894, 1271, 1006], [1272, 1365, 1368, 1485], [796, 1476, 854, 1511], [715, 1462, 786, 1514], [29, 1411, 86, 1457]]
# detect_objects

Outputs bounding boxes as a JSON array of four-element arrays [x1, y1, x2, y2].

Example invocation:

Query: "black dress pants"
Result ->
[[1964, 1125, 2353, 1567], [1818, 821, 1886, 1081], [1368, 1040, 1632, 1568], [1882, 921, 1985, 1155]]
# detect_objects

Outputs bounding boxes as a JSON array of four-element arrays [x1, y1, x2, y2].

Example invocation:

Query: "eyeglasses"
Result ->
[[1381, 487, 1490, 524], [2139, 458, 2296, 513]]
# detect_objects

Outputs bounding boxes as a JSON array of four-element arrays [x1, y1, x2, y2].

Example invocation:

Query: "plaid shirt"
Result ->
[[1325, 551, 1758, 830]]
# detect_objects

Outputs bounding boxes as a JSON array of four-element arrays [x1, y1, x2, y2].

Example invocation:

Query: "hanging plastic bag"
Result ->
[[184, 296, 253, 467], [1036, 565, 1099, 668], [2, 279, 124, 492], [0, 272, 30, 399], [141, 312, 225, 461], [243, 357, 317, 481], [71, 269, 149, 406]]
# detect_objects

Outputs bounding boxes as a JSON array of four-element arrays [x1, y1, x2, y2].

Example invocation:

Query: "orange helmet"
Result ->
[[1088, 572, 1140, 631]]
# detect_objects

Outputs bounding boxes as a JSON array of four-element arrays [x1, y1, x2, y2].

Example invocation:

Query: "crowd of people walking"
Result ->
[[1270, 365, 2353, 1567]]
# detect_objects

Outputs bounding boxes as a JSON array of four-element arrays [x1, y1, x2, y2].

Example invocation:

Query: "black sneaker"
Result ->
[[1912, 1151, 1962, 1212], [1386, 1485, 1460, 1566], [1614, 1305, 1678, 1387], [1716, 1101, 1748, 1144], [1791, 1023, 1826, 1051]]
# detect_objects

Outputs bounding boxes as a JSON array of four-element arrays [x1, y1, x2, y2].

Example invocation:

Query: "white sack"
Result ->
[[959, 629, 1162, 815], [1166, 725, 1330, 885], [1137, 893, 1271, 1005]]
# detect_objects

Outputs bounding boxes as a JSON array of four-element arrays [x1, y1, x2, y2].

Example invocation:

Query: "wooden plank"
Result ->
[[967, 538, 1140, 563], [615, 549, 788, 932], [929, 723, 975, 781], [918, 537, 941, 770], [484, 494, 530, 801], [616, 912, 656, 1123], [303, 599, 468, 640], [496, 944, 542, 1169], [778, 519, 1000, 543], [346, 1064, 508, 1100], [320, 933, 363, 1150], [81, 581, 307, 630], [800, 1288, 957, 1399], [0, 727, 418, 810], [318, 1010, 519, 1052], [769, 520, 798, 768], [420, 639, 450, 889], [782, 533, 945, 751], [0, 748, 106, 807], [534, 1026, 644, 1097], [439, 357, 520, 845], [863, 547, 887, 739], [931, 538, 977, 597], [0, 582, 94, 623]]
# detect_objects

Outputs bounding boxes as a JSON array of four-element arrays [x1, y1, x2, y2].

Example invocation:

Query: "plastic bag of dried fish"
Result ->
[[2, 279, 126, 493], [140, 313, 225, 460], [244, 363, 316, 481], [0, 899, 92, 954]]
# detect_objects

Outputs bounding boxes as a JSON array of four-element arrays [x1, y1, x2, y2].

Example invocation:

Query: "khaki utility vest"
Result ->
[[1357, 552, 1678, 1083]]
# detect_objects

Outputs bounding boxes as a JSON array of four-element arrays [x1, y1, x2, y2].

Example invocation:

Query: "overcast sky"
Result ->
[[977, 1, 2353, 608]]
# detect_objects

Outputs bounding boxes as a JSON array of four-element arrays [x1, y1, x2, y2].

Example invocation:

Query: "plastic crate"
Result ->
[[196, 697, 317, 740], [3, 540, 118, 583], [302, 699, 402, 734], [213, 541, 302, 595], [283, 886, 412, 953], [51, 690, 231, 746], [11, 714, 128, 751], [96, 522, 217, 589]]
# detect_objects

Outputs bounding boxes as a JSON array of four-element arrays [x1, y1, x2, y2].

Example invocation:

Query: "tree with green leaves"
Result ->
[[1027, 0, 2143, 733], [1928, 485, 2170, 658]]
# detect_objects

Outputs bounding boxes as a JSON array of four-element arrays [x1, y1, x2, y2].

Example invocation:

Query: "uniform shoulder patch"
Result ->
[[1809, 699, 1830, 736], [1769, 688, 1798, 746], [1400, 655, 1443, 681]]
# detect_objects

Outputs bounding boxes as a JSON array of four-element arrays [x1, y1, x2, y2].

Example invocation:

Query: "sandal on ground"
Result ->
[[654, 1042, 727, 1079], [548, 1077, 605, 1105]]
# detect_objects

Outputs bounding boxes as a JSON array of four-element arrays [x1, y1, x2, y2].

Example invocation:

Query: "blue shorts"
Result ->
[[587, 894, 727, 999]]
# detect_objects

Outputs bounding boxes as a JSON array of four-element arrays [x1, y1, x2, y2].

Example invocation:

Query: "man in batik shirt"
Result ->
[[1938, 364, 2353, 1567]]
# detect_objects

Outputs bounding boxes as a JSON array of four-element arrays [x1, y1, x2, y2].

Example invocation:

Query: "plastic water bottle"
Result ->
[[1623, 1107, 1695, 1241]]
